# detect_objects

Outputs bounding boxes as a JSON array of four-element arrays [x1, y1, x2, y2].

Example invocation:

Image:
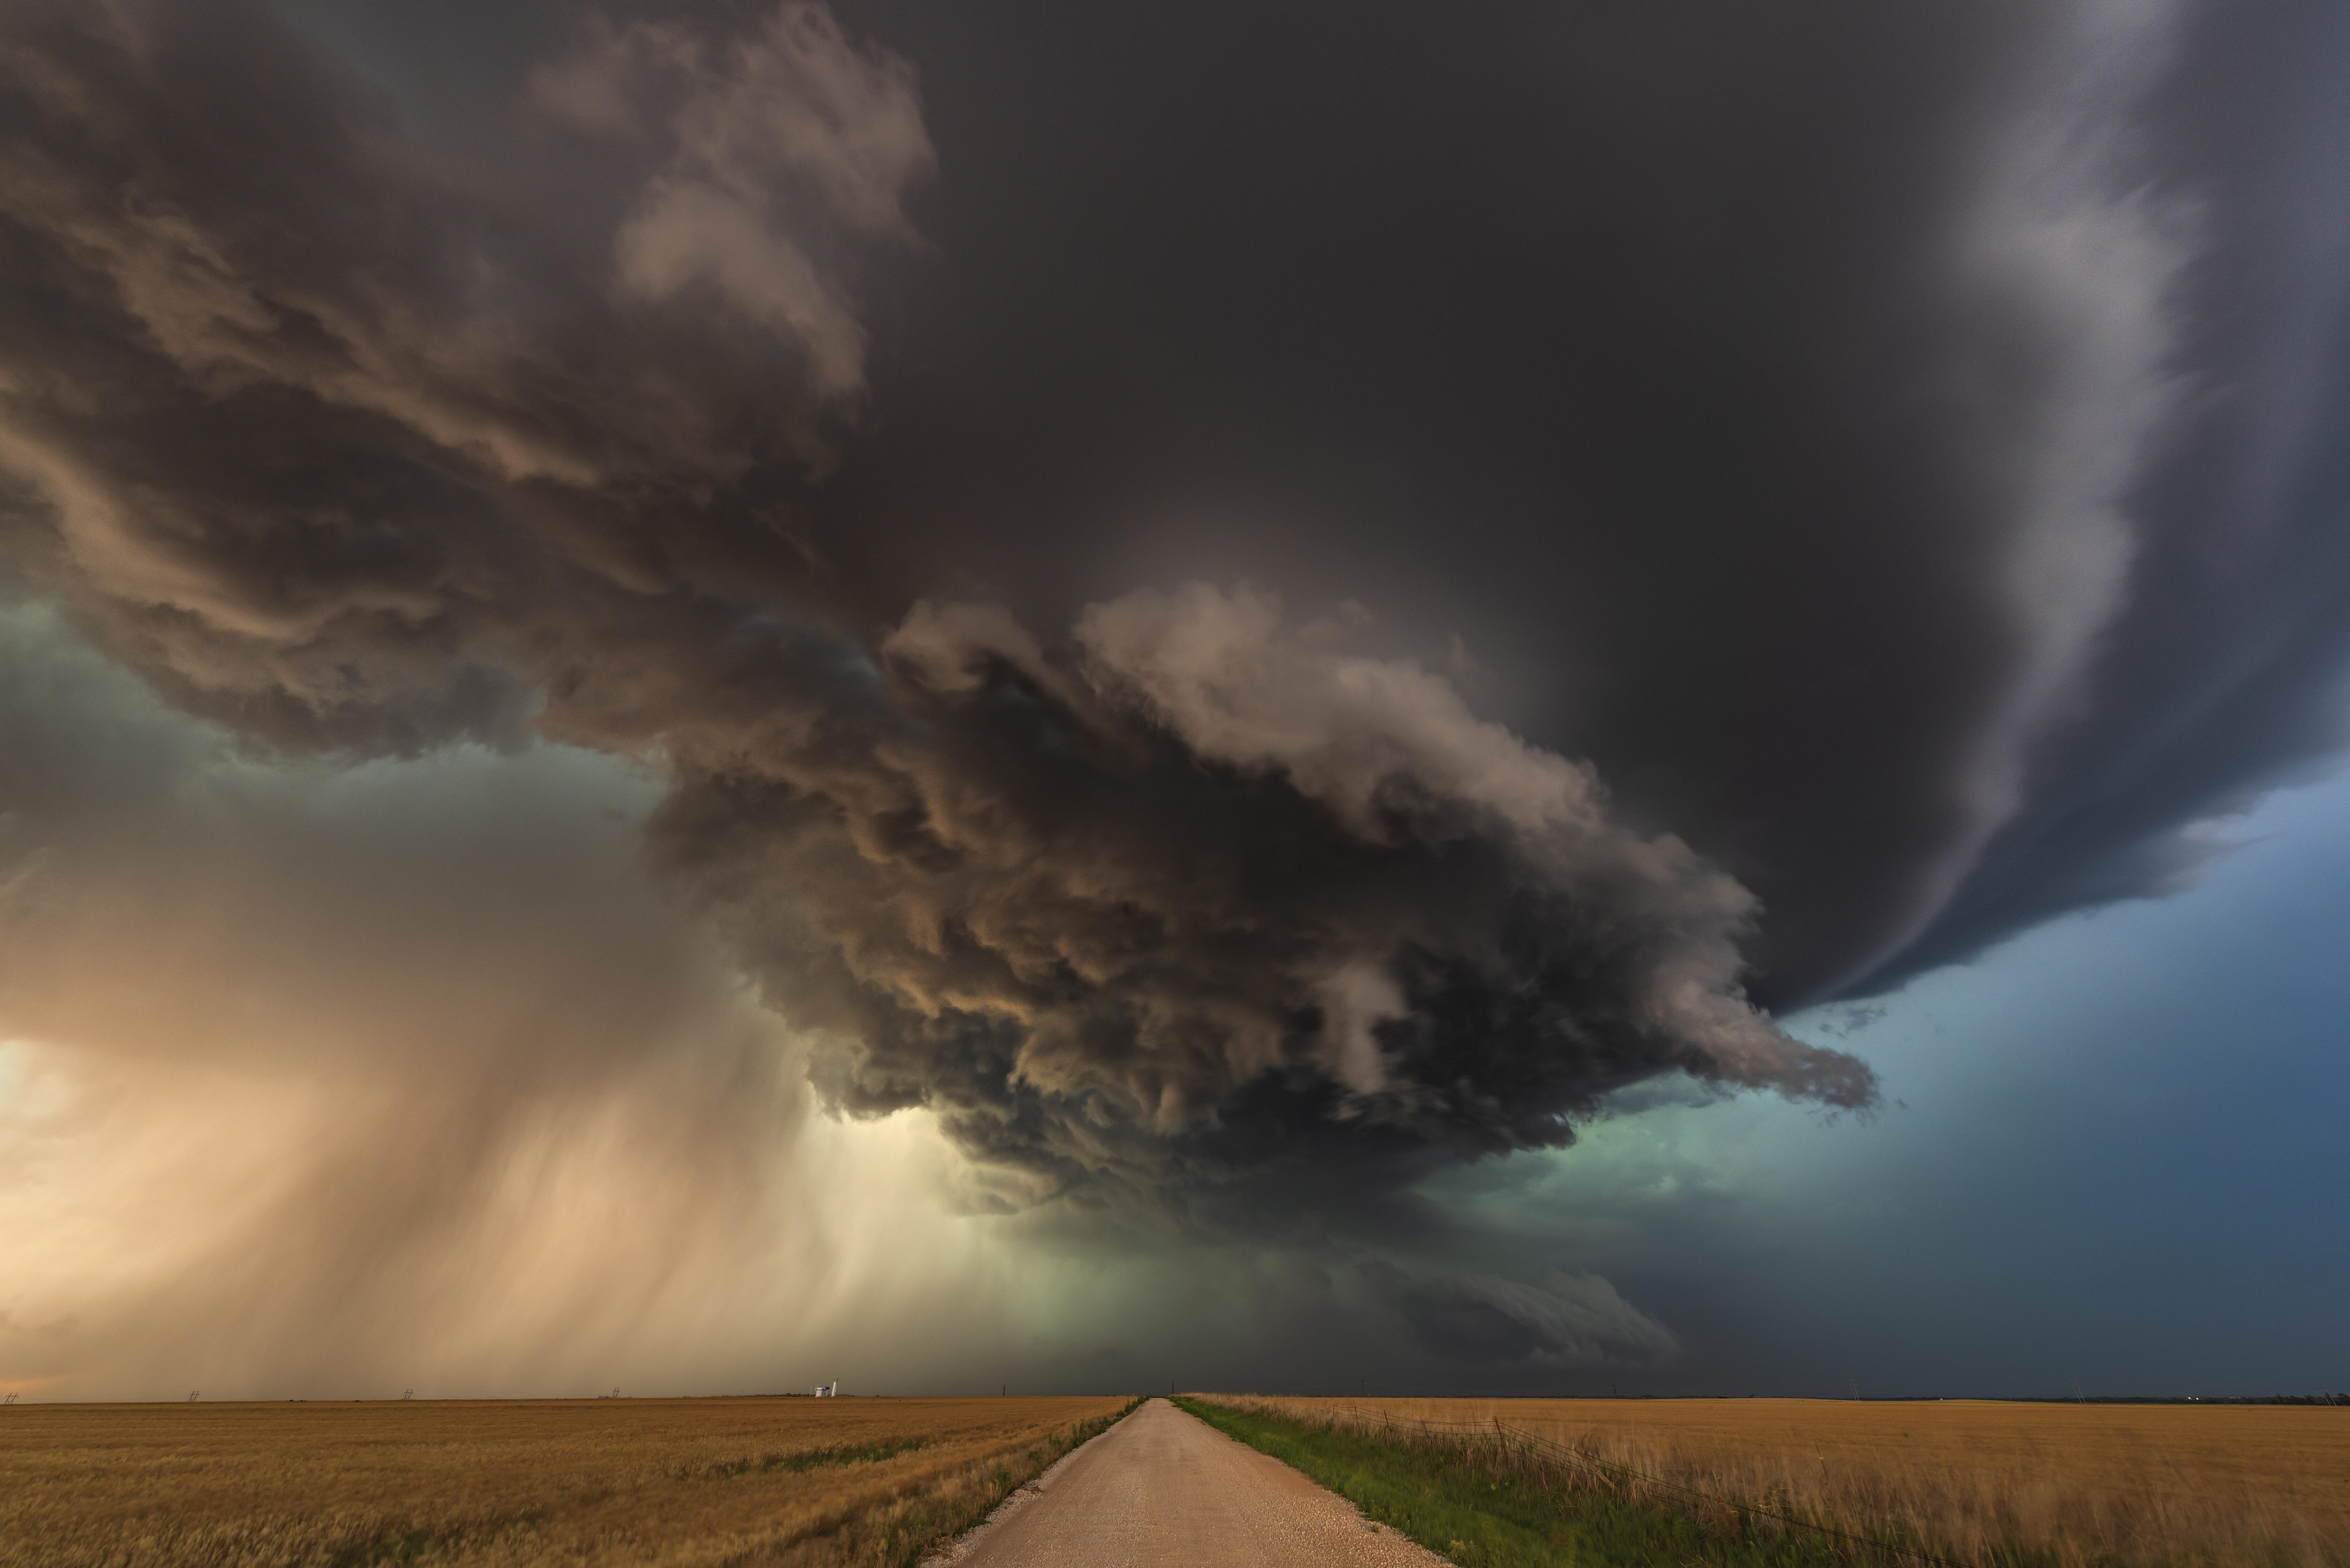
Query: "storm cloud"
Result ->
[[4, 0, 2350, 1306], [0, 0, 1880, 1214], [656, 577, 1869, 1200]]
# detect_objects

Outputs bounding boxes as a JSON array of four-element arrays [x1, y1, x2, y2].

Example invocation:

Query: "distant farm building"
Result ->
[[814, 1381, 839, 1397]]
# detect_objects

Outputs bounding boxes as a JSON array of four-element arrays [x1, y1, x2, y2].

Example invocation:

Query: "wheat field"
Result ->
[[0, 1394, 1131, 1568], [1204, 1396, 2350, 1568]]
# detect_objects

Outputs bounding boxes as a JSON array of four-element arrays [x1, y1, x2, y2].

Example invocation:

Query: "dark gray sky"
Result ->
[[1, 0, 2346, 1398]]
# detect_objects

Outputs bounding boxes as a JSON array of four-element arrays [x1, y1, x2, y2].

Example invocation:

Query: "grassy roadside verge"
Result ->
[[887, 1397, 1144, 1568], [1171, 1397, 1957, 1568]]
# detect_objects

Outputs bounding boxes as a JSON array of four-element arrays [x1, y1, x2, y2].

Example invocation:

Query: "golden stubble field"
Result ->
[[0, 1394, 1132, 1568], [1213, 1396, 2350, 1568]]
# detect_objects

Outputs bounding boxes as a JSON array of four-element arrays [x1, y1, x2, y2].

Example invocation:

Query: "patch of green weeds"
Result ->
[[324, 1514, 542, 1568], [703, 1436, 930, 1480], [326, 1527, 441, 1568]]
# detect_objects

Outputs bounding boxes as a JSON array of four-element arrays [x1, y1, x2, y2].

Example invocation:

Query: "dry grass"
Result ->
[[0, 1394, 1132, 1568], [1203, 1396, 2350, 1568]]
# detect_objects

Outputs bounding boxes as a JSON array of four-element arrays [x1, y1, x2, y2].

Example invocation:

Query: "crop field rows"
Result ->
[[0, 1394, 1133, 1568], [1199, 1396, 2350, 1568]]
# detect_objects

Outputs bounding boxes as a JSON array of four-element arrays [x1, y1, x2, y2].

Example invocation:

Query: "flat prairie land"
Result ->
[[1210, 1397, 2350, 1568], [0, 1394, 1132, 1568]]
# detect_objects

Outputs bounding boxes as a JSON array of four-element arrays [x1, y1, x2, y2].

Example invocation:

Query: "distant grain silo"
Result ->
[[813, 1380, 839, 1397]]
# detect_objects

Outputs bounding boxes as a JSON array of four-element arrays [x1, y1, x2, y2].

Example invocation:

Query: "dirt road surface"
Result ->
[[944, 1398, 1446, 1567]]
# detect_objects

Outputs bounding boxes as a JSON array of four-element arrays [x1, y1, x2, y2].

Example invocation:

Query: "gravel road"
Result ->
[[943, 1398, 1448, 1567]]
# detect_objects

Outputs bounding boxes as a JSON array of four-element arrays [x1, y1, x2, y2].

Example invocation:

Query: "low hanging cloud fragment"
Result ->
[[1360, 1261, 1681, 1370]]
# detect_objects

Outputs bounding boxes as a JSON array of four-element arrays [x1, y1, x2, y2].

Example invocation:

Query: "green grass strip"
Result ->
[[1172, 1397, 1965, 1568]]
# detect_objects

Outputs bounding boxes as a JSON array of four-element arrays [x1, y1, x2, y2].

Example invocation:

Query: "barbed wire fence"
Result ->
[[1225, 1399, 1969, 1568]]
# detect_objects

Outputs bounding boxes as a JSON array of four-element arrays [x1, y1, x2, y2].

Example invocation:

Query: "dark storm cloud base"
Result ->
[[3, 0, 2348, 1213]]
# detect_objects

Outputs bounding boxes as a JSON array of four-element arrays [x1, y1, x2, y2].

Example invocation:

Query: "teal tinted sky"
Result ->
[[1419, 776, 2350, 1398]]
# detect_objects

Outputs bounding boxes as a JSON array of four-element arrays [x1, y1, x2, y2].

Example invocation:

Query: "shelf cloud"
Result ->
[[0, 0, 1873, 1217]]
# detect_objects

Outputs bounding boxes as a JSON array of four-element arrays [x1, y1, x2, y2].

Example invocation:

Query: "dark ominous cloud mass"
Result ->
[[4, 0, 2350, 1392]]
